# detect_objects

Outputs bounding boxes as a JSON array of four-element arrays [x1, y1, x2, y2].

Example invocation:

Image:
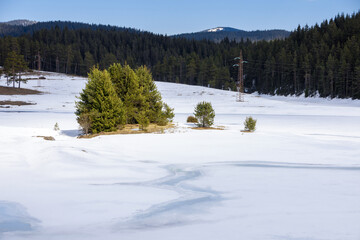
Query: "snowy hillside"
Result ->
[[204, 27, 239, 32], [0, 72, 360, 240], [0, 19, 37, 26]]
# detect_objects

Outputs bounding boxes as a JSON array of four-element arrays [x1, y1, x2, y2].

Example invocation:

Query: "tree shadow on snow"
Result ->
[[61, 129, 81, 137]]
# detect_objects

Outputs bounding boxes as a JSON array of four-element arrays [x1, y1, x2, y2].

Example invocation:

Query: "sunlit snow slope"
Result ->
[[0, 72, 359, 240]]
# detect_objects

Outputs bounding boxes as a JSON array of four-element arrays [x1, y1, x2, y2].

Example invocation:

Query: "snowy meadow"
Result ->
[[0, 72, 360, 240]]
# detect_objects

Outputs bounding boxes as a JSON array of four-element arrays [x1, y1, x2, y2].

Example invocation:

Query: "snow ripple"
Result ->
[[102, 161, 360, 231], [223, 161, 360, 171], [110, 165, 222, 230]]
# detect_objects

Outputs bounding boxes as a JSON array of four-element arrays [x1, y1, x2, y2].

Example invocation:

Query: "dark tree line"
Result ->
[[0, 12, 359, 99], [244, 12, 360, 99], [174, 29, 290, 42], [0, 20, 140, 37]]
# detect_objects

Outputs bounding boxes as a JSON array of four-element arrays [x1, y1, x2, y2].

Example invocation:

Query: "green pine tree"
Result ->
[[194, 101, 215, 127], [76, 67, 126, 134], [136, 65, 163, 122], [84, 51, 95, 73], [108, 63, 146, 124], [244, 116, 257, 132], [3, 51, 28, 88]]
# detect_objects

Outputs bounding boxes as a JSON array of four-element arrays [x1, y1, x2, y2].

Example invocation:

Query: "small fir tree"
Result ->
[[244, 116, 257, 132], [194, 101, 215, 127], [157, 103, 175, 126], [54, 122, 60, 131]]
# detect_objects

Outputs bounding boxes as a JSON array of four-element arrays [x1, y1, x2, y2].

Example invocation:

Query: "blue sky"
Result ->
[[0, 0, 359, 35]]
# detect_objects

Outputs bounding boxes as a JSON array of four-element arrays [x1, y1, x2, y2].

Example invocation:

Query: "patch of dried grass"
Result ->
[[36, 136, 55, 141], [79, 123, 175, 139]]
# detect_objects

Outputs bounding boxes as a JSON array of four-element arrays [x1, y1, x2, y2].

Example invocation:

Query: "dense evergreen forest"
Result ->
[[0, 12, 359, 99], [0, 20, 140, 37], [174, 28, 290, 42]]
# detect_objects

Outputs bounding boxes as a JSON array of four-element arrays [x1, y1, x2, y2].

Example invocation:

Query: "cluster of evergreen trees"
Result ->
[[244, 13, 360, 98], [174, 29, 290, 42], [76, 64, 174, 134], [2, 51, 28, 88], [0, 12, 359, 99]]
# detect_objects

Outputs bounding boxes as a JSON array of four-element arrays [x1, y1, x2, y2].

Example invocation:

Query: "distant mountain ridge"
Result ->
[[174, 27, 290, 42], [0, 20, 140, 37], [0, 19, 37, 26], [0, 20, 290, 42]]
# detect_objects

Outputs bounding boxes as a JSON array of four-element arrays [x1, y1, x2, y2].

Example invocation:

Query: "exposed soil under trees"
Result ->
[[0, 100, 36, 106], [0, 86, 43, 95]]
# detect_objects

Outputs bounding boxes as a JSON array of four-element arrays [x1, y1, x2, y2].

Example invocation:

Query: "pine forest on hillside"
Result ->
[[0, 12, 359, 99], [174, 29, 290, 42]]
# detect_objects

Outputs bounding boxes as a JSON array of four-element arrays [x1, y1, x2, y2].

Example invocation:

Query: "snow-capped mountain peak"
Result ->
[[207, 27, 224, 32], [201, 27, 241, 33]]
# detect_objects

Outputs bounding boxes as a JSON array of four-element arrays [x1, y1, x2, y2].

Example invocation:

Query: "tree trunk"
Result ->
[[18, 73, 21, 88], [12, 70, 15, 88], [37, 51, 41, 71], [56, 56, 59, 72], [293, 69, 297, 93]]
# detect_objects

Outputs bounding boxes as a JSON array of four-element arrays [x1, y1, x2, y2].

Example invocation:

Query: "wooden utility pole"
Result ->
[[234, 50, 245, 102]]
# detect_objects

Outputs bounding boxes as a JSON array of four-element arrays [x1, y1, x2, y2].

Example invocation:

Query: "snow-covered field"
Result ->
[[1, 72, 360, 240]]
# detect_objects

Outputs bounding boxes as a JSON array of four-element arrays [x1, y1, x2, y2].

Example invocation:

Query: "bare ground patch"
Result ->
[[36, 136, 55, 141], [0, 86, 43, 95], [0, 100, 36, 106]]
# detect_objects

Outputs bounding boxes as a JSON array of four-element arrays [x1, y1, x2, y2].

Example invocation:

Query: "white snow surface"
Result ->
[[0, 72, 360, 240]]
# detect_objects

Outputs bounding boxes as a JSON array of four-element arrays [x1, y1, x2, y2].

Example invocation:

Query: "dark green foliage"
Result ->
[[76, 67, 126, 134], [84, 51, 95, 73], [100, 53, 117, 70], [157, 103, 174, 126], [1, 12, 360, 99], [136, 66, 163, 123], [244, 116, 257, 132], [194, 101, 215, 127], [136, 111, 150, 130], [175, 29, 290, 42], [187, 116, 198, 123], [108, 63, 174, 126], [3, 51, 28, 88], [108, 63, 145, 124]]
